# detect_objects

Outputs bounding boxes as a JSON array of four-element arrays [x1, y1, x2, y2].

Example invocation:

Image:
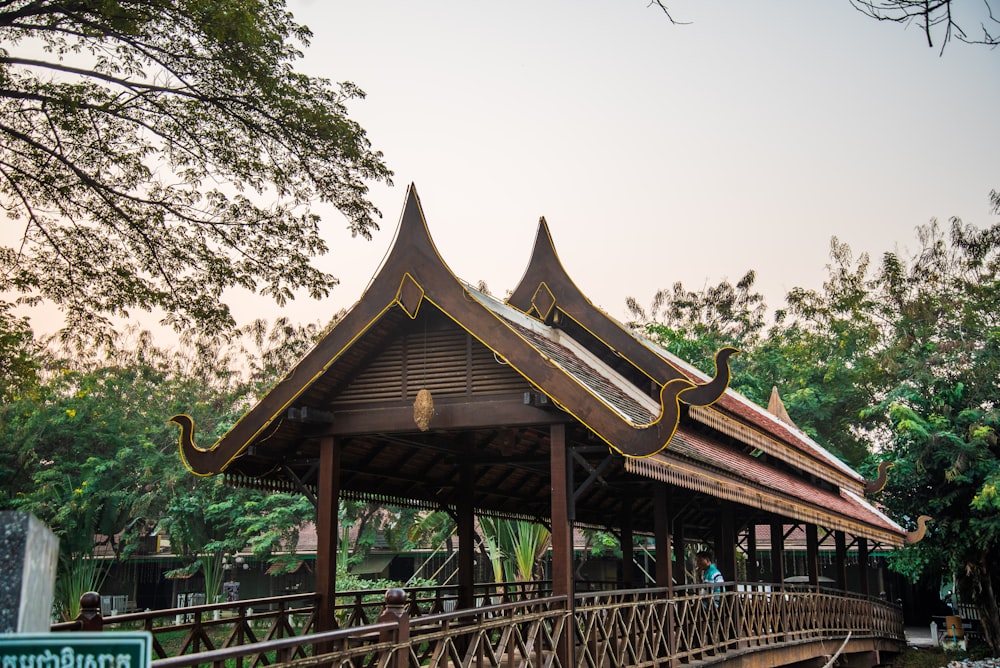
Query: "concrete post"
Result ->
[[0, 512, 59, 633]]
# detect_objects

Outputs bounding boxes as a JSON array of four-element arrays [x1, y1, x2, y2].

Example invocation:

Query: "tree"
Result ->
[[627, 255, 892, 466], [630, 192, 1000, 653], [868, 207, 1000, 653], [0, 1, 392, 335], [849, 0, 999, 50], [649, 0, 999, 50], [759, 239, 892, 465], [0, 316, 314, 616], [159, 476, 265, 605], [625, 270, 766, 379], [1, 323, 241, 617], [0, 301, 40, 405]]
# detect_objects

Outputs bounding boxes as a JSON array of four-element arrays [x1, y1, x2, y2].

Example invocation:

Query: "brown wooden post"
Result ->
[[717, 504, 738, 649], [457, 461, 475, 611], [549, 423, 574, 666], [673, 519, 686, 586], [654, 485, 672, 592], [378, 588, 410, 668], [76, 591, 103, 631], [746, 525, 759, 583], [316, 435, 341, 632], [834, 531, 848, 591], [806, 524, 820, 587], [769, 521, 785, 584], [654, 484, 677, 666], [857, 537, 870, 596], [621, 493, 634, 589], [718, 502, 736, 584]]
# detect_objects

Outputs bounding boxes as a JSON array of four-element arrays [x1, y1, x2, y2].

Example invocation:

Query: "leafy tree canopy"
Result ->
[[631, 190, 1000, 652], [868, 204, 1000, 651], [0, 0, 392, 335], [0, 316, 327, 612]]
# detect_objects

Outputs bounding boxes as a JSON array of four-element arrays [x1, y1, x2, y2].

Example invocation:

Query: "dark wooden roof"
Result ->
[[172, 184, 906, 546]]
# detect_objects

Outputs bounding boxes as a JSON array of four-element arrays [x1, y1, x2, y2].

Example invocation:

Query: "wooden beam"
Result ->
[[673, 518, 686, 586], [316, 436, 340, 631], [621, 493, 634, 589], [328, 399, 572, 436], [746, 524, 759, 582], [857, 537, 870, 596], [654, 485, 672, 592], [770, 521, 785, 583], [834, 530, 848, 591], [806, 524, 819, 586], [550, 423, 572, 597], [457, 461, 475, 610], [549, 423, 574, 666], [718, 502, 737, 584]]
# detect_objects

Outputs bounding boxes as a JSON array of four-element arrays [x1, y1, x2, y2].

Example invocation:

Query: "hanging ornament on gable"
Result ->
[[414, 388, 434, 431]]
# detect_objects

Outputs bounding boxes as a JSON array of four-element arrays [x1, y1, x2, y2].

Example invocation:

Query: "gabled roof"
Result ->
[[505, 219, 867, 495], [172, 184, 905, 545], [174, 185, 735, 471]]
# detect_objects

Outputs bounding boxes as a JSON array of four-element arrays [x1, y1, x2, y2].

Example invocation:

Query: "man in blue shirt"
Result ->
[[696, 550, 725, 604]]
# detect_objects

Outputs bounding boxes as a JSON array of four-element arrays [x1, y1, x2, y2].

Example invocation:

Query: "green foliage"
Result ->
[[626, 270, 765, 378], [0, 320, 326, 612], [0, 303, 41, 405], [0, 1, 392, 335], [238, 493, 316, 557], [630, 191, 1000, 652], [479, 517, 551, 583], [54, 555, 107, 622], [585, 530, 621, 557]]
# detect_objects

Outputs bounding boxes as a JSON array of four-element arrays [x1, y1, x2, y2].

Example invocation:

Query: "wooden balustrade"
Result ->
[[53, 581, 904, 668]]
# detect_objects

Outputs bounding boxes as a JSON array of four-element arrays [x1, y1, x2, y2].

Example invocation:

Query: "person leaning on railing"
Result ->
[[696, 550, 725, 607]]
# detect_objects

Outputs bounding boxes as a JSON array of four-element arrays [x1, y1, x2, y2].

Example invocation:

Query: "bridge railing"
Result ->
[[55, 581, 903, 667], [50, 581, 553, 661]]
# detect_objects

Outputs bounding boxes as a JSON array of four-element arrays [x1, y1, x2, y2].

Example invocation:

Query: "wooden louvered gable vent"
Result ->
[[334, 327, 528, 405]]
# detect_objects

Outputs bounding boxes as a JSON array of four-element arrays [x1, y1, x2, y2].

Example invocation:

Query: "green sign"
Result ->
[[0, 632, 152, 668]]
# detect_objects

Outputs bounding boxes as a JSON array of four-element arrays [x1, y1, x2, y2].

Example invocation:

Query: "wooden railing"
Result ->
[[55, 581, 904, 668], [574, 582, 905, 666], [51, 582, 552, 662]]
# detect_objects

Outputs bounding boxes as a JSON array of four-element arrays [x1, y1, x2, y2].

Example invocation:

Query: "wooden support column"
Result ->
[[316, 436, 341, 632], [746, 524, 759, 583], [457, 461, 475, 611], [621, 494, 635, 589], [550, 423, 573, 598], [718, 502, 737, 583], [549, 423, 574, 666], [857, 537, 870, 596], [806, 524, 820, 587], [654, 485, 673, 593], [655, 484, 677, 663], [834, 531, 848, 591], [673, 519, 686, 586], [769, 521, 785, 584]]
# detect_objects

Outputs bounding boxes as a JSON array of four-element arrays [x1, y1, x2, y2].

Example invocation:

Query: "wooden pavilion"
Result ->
[[173, 185, 910, 649]]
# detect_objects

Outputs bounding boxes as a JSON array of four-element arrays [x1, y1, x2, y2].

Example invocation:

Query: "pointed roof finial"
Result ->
[[767, 386, 796, 427]]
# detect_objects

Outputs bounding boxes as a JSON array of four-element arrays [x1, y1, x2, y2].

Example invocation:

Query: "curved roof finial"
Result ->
[[905, 515, 933, 544], [865, 461, 894, 495]]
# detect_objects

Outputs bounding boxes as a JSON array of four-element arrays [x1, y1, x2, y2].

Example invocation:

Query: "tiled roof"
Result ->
[[666, 427, 903, 540], [633, 328, 864, 483]]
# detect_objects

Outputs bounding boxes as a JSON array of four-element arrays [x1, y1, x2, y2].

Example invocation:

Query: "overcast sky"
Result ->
[[15, 1, 1000, 336], [253, 0, 998, 330]]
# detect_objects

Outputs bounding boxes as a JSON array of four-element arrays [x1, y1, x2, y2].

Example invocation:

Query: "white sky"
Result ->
[[14, 1, 1000, 336], [265, 0, 999, 328]]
